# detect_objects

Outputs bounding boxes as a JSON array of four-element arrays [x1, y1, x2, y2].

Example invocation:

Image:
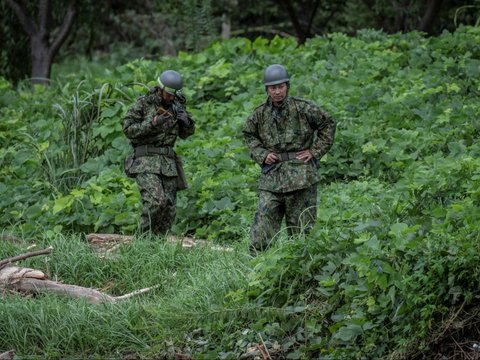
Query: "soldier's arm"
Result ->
[[243, 113, 270, 165], [307, 104, 336, 160], [178, 113, 195, 139], [123, 98, 158, 140]]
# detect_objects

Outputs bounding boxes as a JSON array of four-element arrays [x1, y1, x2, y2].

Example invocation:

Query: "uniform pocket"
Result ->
[[160, 156, 178, 177]]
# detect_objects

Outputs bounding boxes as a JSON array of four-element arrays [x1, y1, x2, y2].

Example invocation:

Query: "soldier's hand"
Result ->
[[151, 113, 170, 126], [296, 149, 314, 163], [176, 109, 191, 127], [264, 152, 279, 165]]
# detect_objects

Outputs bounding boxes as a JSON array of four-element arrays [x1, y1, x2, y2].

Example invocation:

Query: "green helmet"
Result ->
[[263, 64, 289, 86], [158, 70, 183, 94]]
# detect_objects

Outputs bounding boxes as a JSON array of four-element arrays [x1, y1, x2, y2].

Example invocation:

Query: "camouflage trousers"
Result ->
[[251, 184, 317, 251], [135, 173, 178, 236]]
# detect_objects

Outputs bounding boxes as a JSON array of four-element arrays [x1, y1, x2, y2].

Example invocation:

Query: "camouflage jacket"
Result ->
[[123, 87, 195, 177], [243, 95, 336, 193]]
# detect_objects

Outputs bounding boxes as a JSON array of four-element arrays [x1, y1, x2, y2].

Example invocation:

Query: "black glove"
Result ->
[[176, 109, 191, 127]]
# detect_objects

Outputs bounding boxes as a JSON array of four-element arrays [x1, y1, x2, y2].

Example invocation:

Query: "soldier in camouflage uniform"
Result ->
[[243, 64, 336, 252], [123, 70, 195, 235]]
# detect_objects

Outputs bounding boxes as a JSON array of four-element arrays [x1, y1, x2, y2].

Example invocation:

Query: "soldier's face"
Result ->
[[267, 82, 288, 104], [162, 90, 175, 104]]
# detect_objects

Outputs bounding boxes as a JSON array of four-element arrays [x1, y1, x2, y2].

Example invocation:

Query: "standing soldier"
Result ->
[[243, 64, 336, 252], [123, 70, 195, 236]]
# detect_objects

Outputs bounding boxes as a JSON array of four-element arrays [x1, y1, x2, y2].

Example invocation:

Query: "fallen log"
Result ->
[[0, 266, 159, 304], [9, 278, 159, 304]]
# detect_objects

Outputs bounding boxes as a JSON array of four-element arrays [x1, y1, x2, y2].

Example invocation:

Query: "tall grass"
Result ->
[[34, 81, 126, 195], [0, 233, 251, 358]]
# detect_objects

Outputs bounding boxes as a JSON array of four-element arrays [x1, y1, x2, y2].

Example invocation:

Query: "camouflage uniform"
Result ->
[[243, 95, 336, 250], [123, 87, 195, 235]]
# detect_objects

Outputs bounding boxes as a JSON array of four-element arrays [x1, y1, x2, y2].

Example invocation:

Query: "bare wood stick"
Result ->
[[114, 284, 161, 300], [0, 246, 53, 270]]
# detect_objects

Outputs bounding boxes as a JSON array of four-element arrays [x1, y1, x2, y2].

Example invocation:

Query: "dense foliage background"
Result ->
[[2, 0, 480, 84], [1, 24, 480, 358]]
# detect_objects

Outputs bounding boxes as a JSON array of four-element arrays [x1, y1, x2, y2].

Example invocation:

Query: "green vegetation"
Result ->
[[1, 26, 480, 358]]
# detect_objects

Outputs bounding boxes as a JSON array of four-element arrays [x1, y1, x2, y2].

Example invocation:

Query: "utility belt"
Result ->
[[134, 145, 174, 157], [128, 144, 188, 190], [278, 152, 298, 162], [261, 151, 301, 175]]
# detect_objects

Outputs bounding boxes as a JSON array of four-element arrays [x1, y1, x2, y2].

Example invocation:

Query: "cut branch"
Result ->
[[0, 246, 53, 270]]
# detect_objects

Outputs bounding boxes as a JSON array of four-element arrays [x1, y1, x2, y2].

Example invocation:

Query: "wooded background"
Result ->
[[2, 0, 479, 84]]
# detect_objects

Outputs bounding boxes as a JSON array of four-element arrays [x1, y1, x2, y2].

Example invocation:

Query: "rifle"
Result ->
[[156, 106, 173, 117]]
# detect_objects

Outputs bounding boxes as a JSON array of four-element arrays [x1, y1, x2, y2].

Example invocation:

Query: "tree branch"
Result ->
[[5, 0, 37, 36], [0, 246, 53, 270], [49, 2, 77, 58]]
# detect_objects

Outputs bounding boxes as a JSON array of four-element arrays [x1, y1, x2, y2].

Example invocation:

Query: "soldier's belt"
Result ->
[[134, 145, 174, 157], [278, 152, 298, 161]]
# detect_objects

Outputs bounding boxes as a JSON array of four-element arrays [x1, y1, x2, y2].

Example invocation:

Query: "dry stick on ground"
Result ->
[[0, 246, 53, 270], [451, 336, 471, 360]]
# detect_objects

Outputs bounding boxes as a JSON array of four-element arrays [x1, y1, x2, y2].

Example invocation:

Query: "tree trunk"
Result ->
[[417, 0, 444, 34], [5, 0, 76, 85], [30, 36, 52, 83]]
